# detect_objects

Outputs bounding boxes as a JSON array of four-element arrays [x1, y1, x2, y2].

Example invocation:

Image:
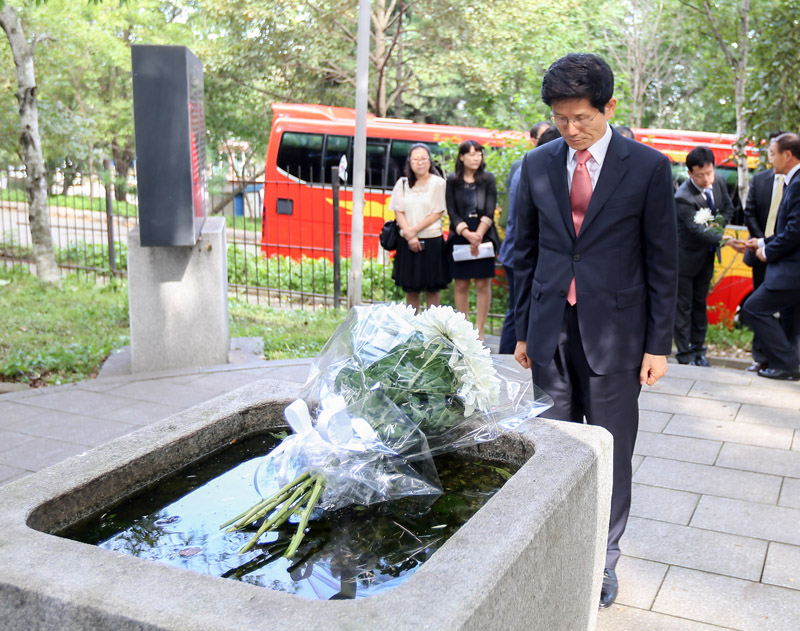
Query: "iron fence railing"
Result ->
[[0, 164, 508, 332]]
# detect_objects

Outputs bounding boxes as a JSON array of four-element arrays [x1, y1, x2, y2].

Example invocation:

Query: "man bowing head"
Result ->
[[512, 53, 678, 609]]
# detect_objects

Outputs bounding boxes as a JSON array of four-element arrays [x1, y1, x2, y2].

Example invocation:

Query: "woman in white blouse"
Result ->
[[389, 143, 451, 311]]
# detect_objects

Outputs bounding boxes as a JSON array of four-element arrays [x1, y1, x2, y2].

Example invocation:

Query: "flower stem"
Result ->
[[284, 475, 326, 559]]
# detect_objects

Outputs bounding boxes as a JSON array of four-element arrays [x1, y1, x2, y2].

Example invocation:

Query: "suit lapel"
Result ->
[[546, 141, 573, 238], [579, 132, 630, 236]]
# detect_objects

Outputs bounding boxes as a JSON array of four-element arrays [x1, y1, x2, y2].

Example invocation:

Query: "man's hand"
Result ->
[[640, 353, 668, 386], [514, 340, 531, 369], [756, 247, 767, 262], [724, 237, 747, 253], [745, 237, 760, 251]]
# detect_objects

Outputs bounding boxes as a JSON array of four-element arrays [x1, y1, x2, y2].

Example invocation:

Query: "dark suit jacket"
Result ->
[[744, 169, 775, 268], [513, 130, 678, 375], [764, 173, 800, 290], [744, 169, 774, 238], [674, 176, 734, 276], [445, 172, 499, 251]]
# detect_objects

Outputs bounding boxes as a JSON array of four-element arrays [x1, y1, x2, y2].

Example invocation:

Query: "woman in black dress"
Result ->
[[446, 140, 498, 340], [390, 143, 450, 311]]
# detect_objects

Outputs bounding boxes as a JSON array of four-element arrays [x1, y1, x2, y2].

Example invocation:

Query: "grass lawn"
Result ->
[[0, 267, 130, 385], [0, 265, 755, 386], [0, 267, 347, 386]]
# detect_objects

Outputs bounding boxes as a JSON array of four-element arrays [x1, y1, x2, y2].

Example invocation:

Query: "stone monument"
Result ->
[[128, 44, 229, 373]]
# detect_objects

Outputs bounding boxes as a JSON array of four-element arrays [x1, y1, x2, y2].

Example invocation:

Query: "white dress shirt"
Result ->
[[566, 124, 613, 192]]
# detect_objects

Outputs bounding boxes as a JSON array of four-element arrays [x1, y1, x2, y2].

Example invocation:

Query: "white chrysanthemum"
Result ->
[[415, 305, 501, 414], [693, 208, 714, 226]]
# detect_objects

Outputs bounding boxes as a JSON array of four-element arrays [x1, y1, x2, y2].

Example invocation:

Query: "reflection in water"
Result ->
[[60, 434, 516, 600]]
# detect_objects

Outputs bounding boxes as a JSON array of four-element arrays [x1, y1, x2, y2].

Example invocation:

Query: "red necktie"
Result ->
[[567, 149, 592, 305]]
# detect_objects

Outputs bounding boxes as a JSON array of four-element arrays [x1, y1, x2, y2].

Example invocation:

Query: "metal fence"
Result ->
[[0, 164, 508, 331]]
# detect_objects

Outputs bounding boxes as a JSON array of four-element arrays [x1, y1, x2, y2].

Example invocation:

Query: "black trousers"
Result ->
[[749, 260, 769, 363], [499, 264, 517, 354], [533, 305, 641, 571], [741, 285, 800, 372], [674, 253, 715, 364]]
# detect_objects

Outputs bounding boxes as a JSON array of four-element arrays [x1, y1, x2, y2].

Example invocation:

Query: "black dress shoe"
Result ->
[[599, 568, 618, 609], [692, 356, 711, 367], [758, 367, 800, 381], [747, 361, 767, 372]]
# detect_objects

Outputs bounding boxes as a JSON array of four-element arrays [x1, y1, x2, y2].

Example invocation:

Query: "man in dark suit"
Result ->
[[743, 131, 789, 371], [742, 133, 800, 380], [673, 146, 739, 366], [513, 53, 678, 608]]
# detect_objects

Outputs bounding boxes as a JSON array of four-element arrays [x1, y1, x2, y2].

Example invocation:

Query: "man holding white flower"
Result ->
[[673, 146, 742, 366]]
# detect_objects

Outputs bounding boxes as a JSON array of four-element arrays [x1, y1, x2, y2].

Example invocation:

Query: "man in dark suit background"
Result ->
[[673, 146, 741, 366], [743, 131, 788, 372], [513, 53, 678, 608], [742, 132, 800, 380]]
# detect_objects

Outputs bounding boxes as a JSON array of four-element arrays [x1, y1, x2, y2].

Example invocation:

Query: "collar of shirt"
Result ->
[[567, 123, 612, 190], [784, 163, 800, 187]]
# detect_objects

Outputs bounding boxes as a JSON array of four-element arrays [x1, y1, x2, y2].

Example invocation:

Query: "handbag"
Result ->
[[380, 219, 400, 251]]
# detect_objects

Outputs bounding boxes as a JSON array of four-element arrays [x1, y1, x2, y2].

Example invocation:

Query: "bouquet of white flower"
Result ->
[[693, 207, 726, 242], [221, 304, 552, 558]]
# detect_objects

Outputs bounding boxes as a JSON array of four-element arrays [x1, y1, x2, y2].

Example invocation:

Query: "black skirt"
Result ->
[[392, 235, 451, 293], [450, 216, 496, 279]]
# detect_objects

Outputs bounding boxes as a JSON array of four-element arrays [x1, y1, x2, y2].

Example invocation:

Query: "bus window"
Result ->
[[277, 131, 324, 182], [323, 135, 351, 184], [366, 140, 389, 189]]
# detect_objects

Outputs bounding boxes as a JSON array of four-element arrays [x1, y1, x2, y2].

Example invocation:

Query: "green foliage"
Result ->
[[226, 245, 400, 303], [228, 299, 347, 360], [0, 267, 129, 385]]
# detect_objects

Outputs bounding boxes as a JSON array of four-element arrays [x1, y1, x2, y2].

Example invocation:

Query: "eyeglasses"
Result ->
[[550, 111, 600, 129], [410, 157, 430, 163]]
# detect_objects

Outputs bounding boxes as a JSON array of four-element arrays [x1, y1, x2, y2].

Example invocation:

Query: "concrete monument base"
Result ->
[[127, 216, 229, 373], [0, 381, 612, 631]]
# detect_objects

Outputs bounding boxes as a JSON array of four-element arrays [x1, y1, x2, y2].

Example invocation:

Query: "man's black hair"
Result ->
[[773, 133, 800, 160], [686, 145, 716, 171], [529, 121, 553, 141], [537, 126, 562, 146], [541, 53, 614, 112]]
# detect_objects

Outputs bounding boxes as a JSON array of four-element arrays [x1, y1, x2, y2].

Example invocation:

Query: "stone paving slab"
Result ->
[[105, 379, 225, 408], [654, 566, 800, 631], [735, 403, 800, 430], [639, 391, 739, 420], [780, 477, 800, 508], [91, 400, 187, 426], [763, 542, 800, 591], [665, 363, 754, 386], [638, 409, 672, 433], [664, 414, 794, 449], [0, 400, 49, 426], [2, 410, 138, 448], [612, 556, 668, 610], [20, 388, 141, 417], [0, 463, 27, 485], [690, 495, 800, 547], [634, 430, 721, 465], [634, 457, 783, 504], [690, 379, 800, 410], [0, 436, 88, 472], [716, 443, 800, 477], [0, 429, 35, 453], [643, 376, 693, 396], [630, 483, 700, 525], [621, 516, 768, 581], [597, 604, 734, 630]]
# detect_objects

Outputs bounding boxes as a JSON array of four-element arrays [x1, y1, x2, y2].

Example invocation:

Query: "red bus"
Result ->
[[260, 103, 525, 260], [260, 103, 761, 324]]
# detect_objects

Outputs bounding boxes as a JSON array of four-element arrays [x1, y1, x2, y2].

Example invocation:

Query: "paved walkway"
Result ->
[[1, 348, 799, 630]]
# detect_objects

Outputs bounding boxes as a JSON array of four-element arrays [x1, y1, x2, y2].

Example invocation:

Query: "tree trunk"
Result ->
[[734, 0, 750, 207], [111, 137, 135, 203], [0, 6, 60, 284]]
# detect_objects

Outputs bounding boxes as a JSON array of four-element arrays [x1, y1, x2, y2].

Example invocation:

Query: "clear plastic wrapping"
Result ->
[[257, 303, 553, 508]]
